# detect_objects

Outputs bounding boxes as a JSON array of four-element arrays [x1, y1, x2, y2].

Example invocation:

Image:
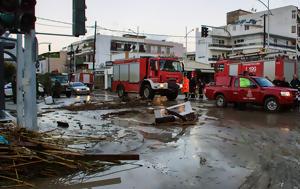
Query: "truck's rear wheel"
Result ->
[[264, 97, 279, 112], [166, 92, 178, 101], [142, 84, 154, 100], [117, 85, 127, 98], [216, 94, 227, 108]]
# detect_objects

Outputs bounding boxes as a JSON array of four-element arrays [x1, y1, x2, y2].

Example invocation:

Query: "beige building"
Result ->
[[37, 51, 68, 74]]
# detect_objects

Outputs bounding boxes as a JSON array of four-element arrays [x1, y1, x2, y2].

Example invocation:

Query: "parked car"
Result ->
[[204, 76, 298, 112], [69, 82, 90, 95], [4, 82, 45, 98], [4, 83, 13, 97], [38, 83, 45, 97]]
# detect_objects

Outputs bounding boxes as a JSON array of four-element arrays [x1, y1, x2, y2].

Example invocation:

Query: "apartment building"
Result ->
[[196, 5, 300, 64]]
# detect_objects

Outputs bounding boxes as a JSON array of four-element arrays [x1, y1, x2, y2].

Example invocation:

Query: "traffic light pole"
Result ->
[[16, 34, 25, 127], [23, 30, 37, 131], [0, 43, 4, 111]]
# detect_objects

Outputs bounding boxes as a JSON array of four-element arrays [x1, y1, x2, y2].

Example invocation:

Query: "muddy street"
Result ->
[[21, 94, 300, 189]]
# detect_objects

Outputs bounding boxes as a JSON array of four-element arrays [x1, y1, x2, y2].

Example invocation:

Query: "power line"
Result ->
[[37, 17, 73, 25], [36, 17, 198, 39], [36, 22, 72, 29]]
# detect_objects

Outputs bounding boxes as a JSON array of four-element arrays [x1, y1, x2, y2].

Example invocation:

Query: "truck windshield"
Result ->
[[254, 78, 274, 87], [160, 60, 183, 72]]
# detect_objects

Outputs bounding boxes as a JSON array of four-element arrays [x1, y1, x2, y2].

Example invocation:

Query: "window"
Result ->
[[245, 25, 250, 30], [292, 25, 296, 33], [274, 38, 277, 44], [219, 40, 225, 45], [166, 47, 170, 54], [292, 10, 297, 19], [286, 41, 289, 46]]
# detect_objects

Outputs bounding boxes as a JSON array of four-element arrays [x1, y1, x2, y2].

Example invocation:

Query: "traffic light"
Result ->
[[201, 26, 209, 38], [0, 0, 36, 34], [73, 0, 87, 37]]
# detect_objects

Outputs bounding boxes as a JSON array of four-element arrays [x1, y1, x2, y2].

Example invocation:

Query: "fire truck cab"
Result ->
[[112, 57, 184, 100]]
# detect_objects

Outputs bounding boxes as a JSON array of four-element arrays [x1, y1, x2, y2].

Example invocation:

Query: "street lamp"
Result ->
[[185, 27, 194, 62], [257, 0, 272, 51], [39, 42, 52, 73], [128, 27, 140, 58]]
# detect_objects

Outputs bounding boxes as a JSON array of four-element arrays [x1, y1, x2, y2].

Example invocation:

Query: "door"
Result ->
[[238, 77, 260, 103], [149, 59, 159, 79], [230, 78, 240, 100]]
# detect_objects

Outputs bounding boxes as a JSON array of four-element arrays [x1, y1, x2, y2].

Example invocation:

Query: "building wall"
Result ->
[[37, 51, 67, 74], [196, 5, 299, 64], [227, 9, 252, 25]]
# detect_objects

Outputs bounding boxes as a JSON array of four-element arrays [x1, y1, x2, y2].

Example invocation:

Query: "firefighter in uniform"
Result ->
[[182, 75, 190, 100]]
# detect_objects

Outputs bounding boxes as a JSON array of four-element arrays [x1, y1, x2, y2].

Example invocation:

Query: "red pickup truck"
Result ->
[[204, 76, 297, 112]]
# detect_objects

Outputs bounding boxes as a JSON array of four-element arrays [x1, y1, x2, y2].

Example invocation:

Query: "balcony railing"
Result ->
[[208, 42, 295, 50]]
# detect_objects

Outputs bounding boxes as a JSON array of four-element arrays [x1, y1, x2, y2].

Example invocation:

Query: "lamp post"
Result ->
[[39, 42, 52, 73], [257, 0, 272, 51], [185, 27, 194, 62], [128, 27, 140, 58]]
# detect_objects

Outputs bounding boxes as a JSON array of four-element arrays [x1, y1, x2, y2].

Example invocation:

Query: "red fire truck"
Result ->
[[214, 54, 297, 83], [112, 57, 184, 100]]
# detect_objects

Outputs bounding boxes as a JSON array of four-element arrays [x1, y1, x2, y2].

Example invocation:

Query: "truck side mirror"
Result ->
[[250, 84, 257, 89]]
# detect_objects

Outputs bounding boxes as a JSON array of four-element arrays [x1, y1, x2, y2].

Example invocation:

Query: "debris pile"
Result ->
[[155, 102, 198, 124], [0, 123, 139, 188], [63, 99, 150, 111]]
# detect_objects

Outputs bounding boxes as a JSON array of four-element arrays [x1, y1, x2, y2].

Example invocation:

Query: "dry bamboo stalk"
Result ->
[[0, 175, 34, 188], [12, 160, 19, 180]]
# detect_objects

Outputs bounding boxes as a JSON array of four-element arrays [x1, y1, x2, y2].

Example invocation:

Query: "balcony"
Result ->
[[208, 42, 295, 50]]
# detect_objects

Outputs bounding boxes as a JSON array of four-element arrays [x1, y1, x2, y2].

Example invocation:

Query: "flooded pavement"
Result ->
[[28, 94, 300, 189]]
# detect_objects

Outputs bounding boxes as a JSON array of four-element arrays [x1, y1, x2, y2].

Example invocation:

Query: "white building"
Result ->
[[68, 34, 184, 89], [196, 5, 300, 64]]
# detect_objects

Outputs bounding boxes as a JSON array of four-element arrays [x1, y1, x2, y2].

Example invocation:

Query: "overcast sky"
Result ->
[[36, 0, 300, 53]]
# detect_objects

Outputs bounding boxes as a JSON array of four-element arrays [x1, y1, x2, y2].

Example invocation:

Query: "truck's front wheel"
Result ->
[[166, 92, 178, 101], [117, 85, 127, 98], [142, 84, 154, 100], [216, 94, 227, 108], [264, 97, 279, 112]]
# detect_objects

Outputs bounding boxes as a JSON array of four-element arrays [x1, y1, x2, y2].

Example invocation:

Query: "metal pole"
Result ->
[[267, 0, 270, 51], [47, 45, 50, 73], [0, 43, 4, 110], [185, 26, 188, 62], [136, 26, 139, 58], [17, 34, 25, 127], [93, 21, 97, 71], [24, 30, 37, 131], [263, 14, 266, 49]]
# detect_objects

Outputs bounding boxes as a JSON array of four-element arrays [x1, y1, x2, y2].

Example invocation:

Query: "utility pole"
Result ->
[[185, 27, 194, 62], [0, 43, 4, 111], [267, 0, 270, 50], [136, 26, 139, 58], [23, 30, 37, 131], [17, 34, 25, 127], [263, 14, 267, 49], [47, 44, 51, 73], [93, 21, 97, 71]]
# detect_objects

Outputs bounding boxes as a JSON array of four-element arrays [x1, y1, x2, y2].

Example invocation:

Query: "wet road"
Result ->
[[30, 94, 300, 189]]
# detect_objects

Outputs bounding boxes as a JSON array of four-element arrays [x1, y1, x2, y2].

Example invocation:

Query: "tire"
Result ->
[[66, 91, 71, 98], [142, 84, 155, 100], [166, 91, 178, 101], [215, 94, 227, 108], [264, 97, 280, 112], [117, 85, 127, 98]]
